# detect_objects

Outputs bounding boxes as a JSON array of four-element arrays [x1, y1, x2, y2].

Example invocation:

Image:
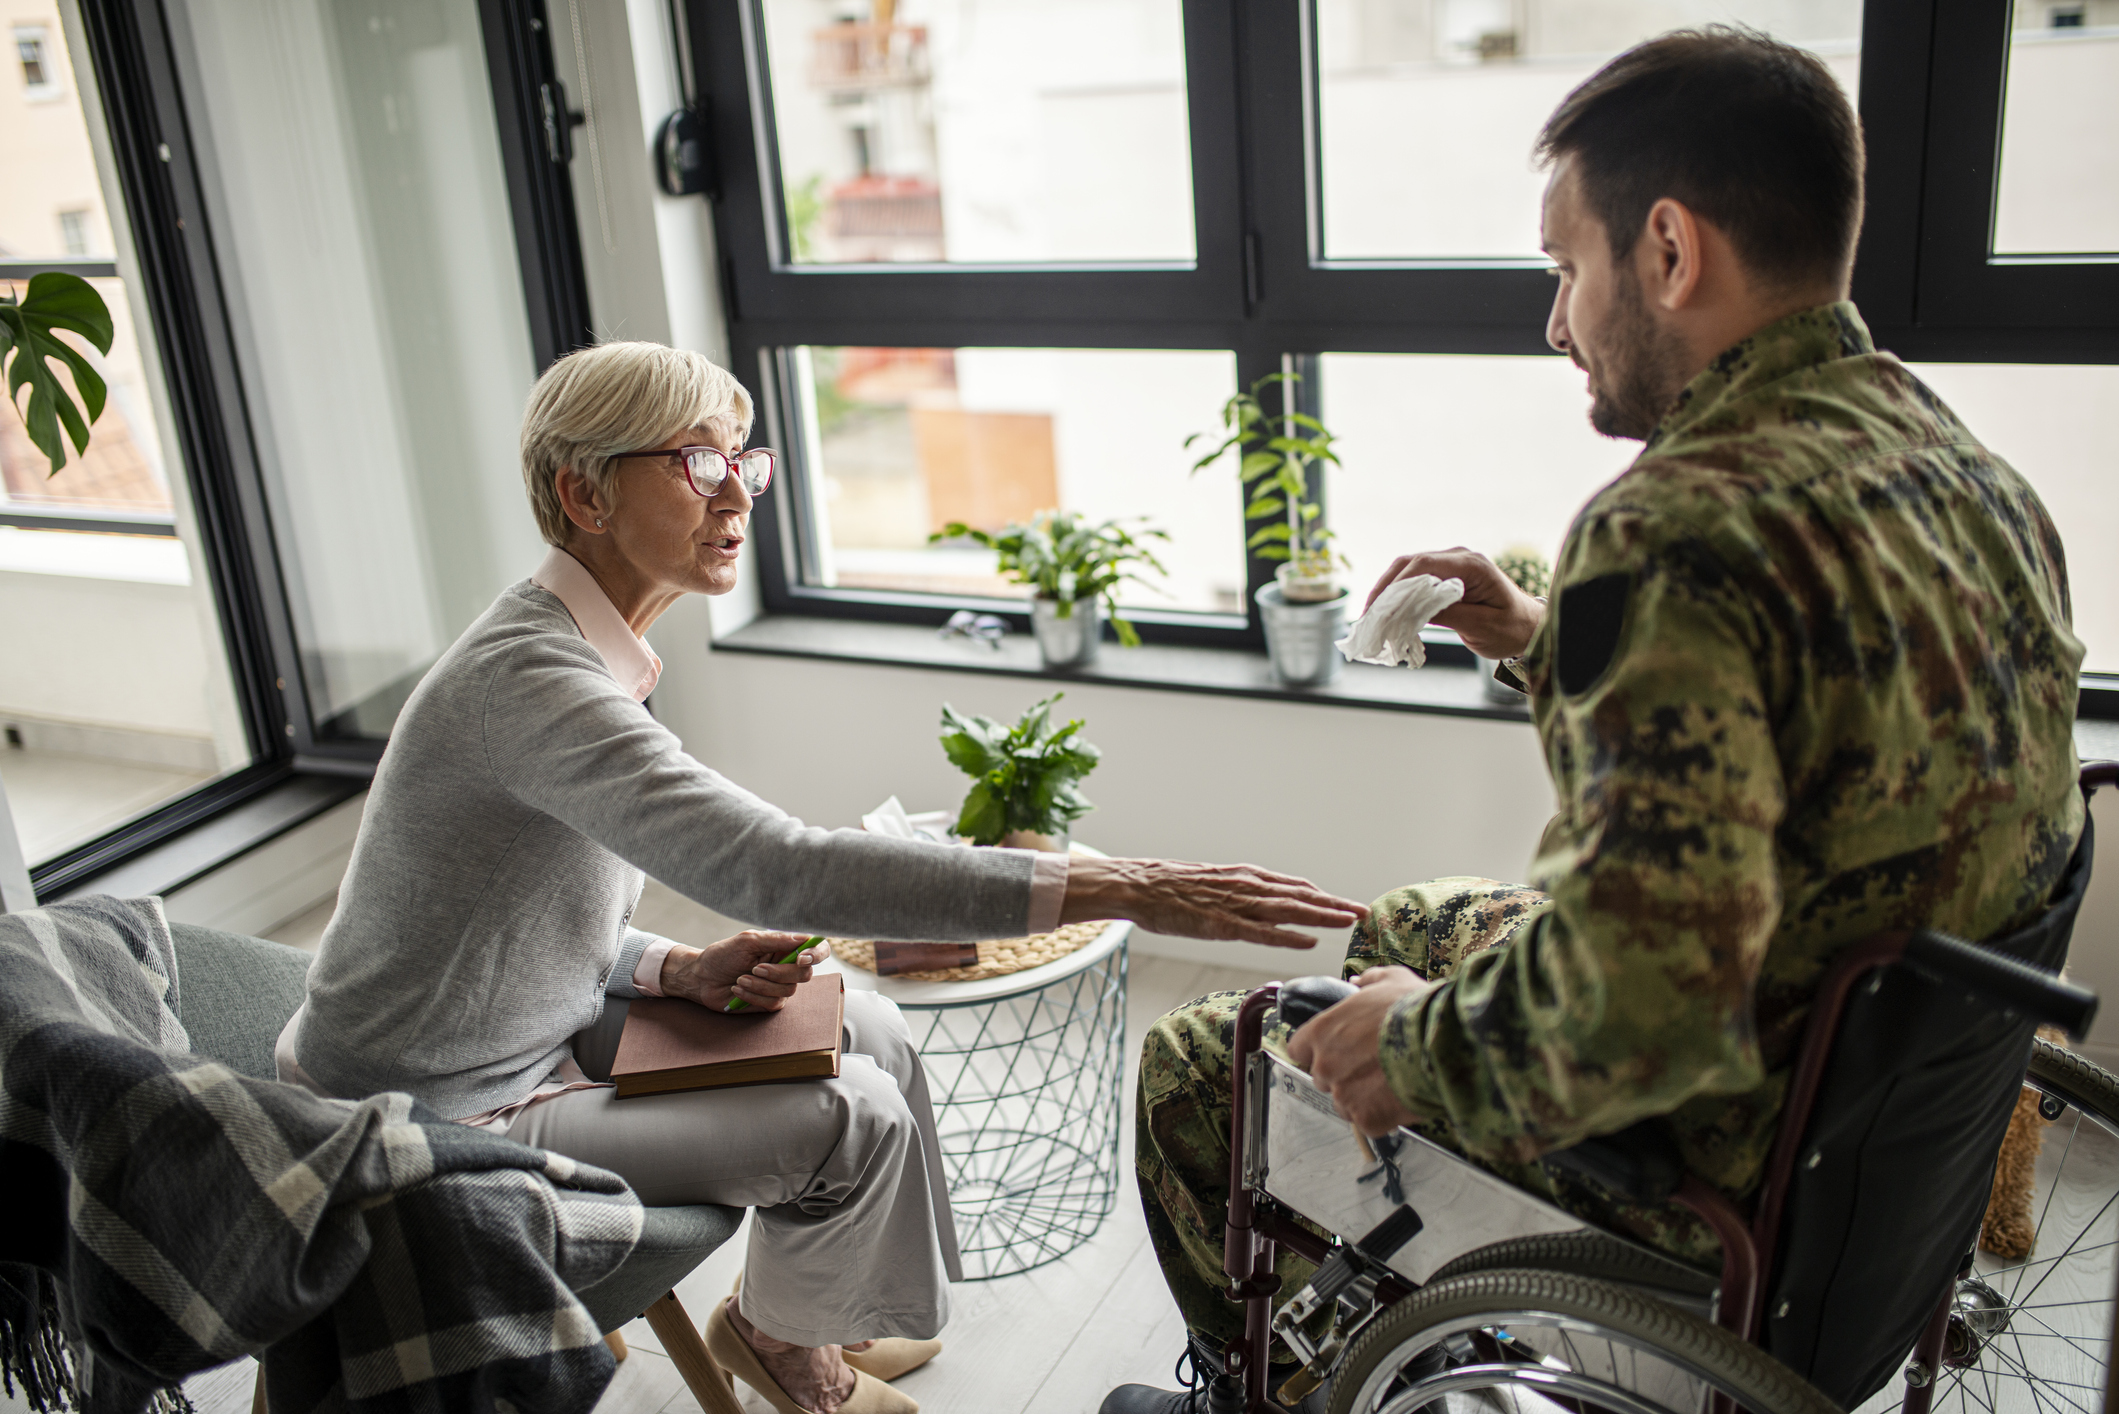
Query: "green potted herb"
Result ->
[[929, 509, 1169, 669], [939, 693, 1100, 852], [1187, 370, 1351, 684], [1479, 544, 1552, 703]]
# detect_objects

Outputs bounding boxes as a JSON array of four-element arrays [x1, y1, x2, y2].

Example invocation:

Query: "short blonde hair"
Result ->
[[520, 341, 755, 546]]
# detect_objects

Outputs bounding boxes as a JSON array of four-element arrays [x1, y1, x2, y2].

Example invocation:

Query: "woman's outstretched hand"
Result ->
[[1059, 856, 1368, 949], [659, 930, 831, 1012]]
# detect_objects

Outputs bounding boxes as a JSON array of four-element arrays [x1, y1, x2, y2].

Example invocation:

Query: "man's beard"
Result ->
[[1584, 268, 1690, 441]]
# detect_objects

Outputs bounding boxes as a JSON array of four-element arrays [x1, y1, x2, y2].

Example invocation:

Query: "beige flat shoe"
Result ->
[[705, 1297, 917, 1414], [843, 1339, 942, 1382], [730, 1272, 940, 1383]]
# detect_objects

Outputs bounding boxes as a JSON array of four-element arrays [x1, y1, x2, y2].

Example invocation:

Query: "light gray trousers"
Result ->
[[505, 989, 962, 1346]]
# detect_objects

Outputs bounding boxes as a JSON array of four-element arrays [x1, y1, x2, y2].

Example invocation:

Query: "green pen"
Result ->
[[724, 937, 825, 1013]]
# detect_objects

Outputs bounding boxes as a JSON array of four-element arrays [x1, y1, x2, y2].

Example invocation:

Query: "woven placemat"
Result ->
[[833, 920, 1112, 983]]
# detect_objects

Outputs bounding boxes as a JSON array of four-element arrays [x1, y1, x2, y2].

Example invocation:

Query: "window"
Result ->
[[0, 0, 592, 898], [1313, 1, 1862, 263], [1993, 14, 2119, 257], [166, 0, 545, 744], [56, 207, 89, 255], [0, 11, 255, 874], [698, 0, 2119, 699], [754, 0, 1196, 265], [14, 26, 51, 93], [785, 346, 1244, 614]]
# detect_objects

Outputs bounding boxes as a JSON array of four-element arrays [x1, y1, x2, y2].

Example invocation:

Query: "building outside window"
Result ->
[[0, 3, 252, 871]]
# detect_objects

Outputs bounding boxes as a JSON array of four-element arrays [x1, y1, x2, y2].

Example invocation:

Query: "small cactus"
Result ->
[[1494, 545, 1551, 599]]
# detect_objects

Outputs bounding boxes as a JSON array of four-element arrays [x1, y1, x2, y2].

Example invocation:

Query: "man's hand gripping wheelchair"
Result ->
[[1214, 763, 2117, 1414]]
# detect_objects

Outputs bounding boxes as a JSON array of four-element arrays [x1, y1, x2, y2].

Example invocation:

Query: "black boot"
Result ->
[[1099, 1337, 1244, 1414]]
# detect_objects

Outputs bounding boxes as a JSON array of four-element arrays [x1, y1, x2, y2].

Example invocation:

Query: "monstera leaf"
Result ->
[[0, 273, 115, 473]]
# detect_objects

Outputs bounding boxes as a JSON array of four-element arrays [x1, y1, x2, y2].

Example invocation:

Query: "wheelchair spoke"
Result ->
[[1974, 1336, 2103, 1412], [1980, 1238, 2119, 1279], [2002, 1302, 2109, 1374]]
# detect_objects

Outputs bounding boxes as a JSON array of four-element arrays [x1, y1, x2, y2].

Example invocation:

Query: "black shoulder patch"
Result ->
[[1556, 572, 1632, 696]]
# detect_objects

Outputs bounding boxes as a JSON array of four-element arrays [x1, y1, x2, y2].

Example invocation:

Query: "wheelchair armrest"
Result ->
[[1542, 1120, 1686, 1204]]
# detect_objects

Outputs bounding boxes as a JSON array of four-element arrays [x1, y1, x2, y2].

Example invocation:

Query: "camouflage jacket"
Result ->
[[1380, 303, 2084, 1198]]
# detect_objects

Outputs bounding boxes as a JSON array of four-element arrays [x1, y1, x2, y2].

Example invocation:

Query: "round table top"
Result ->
[[819, 918, 1132, 1007]]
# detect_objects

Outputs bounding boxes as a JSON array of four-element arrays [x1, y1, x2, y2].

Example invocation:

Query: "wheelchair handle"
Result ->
[[1903, 929, 2098, 1040], [1277, 975, 1359, 1031]]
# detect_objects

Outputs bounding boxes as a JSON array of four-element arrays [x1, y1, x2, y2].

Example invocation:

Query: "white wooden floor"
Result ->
[[170, 947, 1282, 1414], [14, 873, 2101, 1414]]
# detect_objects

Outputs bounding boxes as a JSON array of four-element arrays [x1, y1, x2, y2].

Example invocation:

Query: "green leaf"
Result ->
[[1, 273, 115, 473], [1255, 545, 1291, 561], [1248, 523, 1293, 547], [1243, 496, 1284, 521], [954, 783, 1008, 847], [1110, 611, 1141, 648]]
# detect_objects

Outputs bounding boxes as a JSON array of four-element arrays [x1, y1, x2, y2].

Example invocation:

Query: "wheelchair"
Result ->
[[1216, 761, 2119, 1414]]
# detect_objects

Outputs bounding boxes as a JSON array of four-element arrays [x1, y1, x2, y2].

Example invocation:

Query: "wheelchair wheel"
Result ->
[[1327, 1269, 1840, 1414], [1911, 1038, 2119, 1414]]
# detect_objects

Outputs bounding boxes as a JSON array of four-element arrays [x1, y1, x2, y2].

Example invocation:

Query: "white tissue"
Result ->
[[1335, 575, 1466, 668], [861, 796, 962, 846]]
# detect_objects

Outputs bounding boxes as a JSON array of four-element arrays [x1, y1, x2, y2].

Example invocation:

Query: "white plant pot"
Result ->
[[1000, 828, 1070, 854], [1275, 560, 1341, 603], [1256, 582, 1349, 687], [1030, 596, 1102, 669]]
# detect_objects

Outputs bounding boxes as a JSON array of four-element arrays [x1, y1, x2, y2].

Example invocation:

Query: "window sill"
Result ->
[[715, 618, 2119, 755], [712, 616, 1535, 722]]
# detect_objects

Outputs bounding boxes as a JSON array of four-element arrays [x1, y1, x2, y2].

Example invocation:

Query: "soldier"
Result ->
[[1104, 25, 2084, 1414]]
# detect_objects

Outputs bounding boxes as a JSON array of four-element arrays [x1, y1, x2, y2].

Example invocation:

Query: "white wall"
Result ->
[[647, 599, 1557, 973]]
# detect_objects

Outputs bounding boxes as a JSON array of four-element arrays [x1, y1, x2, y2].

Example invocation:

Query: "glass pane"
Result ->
[[171, 0, 545, 740], [1314, 1, 1863, 262], [1993, 7, 2119, 256], [1902, 363, 2119, 676], [1322, 353, 2119, 677], [0, 3, 255, 866], [790, 346, 1245, 614], [757, 0, 1195, 264], [1319, 351, 1634, 599]]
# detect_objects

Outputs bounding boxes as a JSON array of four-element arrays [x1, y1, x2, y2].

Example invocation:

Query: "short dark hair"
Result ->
[[1535, 26, 1864, 291]]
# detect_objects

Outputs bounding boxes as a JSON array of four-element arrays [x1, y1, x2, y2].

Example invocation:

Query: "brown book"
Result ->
[[610, 975, 845, 1098], [873, 940, 981, 975]]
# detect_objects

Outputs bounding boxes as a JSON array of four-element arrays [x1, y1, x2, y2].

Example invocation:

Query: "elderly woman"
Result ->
[[283, 341, 1362, 1414]]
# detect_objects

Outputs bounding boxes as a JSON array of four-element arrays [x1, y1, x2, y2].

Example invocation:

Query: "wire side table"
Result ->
[[833, 920, 1131, 1280]]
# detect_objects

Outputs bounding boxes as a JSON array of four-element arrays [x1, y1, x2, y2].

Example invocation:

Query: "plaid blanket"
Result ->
[[0, 896, 643, 1414]]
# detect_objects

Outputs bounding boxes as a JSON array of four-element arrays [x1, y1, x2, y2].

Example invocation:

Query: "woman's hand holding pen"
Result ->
[[659, 930, 831, 1013]]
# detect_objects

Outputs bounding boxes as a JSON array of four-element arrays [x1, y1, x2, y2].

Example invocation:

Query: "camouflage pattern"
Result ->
[[1138, 879, 1721, 1350], [1139, 303, 2084, 1351]]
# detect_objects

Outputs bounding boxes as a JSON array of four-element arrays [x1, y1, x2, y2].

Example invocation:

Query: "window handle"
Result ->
[[540, 79, 585, 164]]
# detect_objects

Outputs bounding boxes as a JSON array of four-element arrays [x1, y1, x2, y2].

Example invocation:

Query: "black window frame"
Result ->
[[695, 0, 2117, 707], [30, 0, 598, 900], [1854, 0, 2119, 360]]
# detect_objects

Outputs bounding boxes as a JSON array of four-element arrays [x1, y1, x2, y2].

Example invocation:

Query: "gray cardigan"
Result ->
[[295, 581, 1037, 1117]]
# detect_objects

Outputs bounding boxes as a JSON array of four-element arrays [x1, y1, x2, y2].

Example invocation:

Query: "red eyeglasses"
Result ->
[[609, 446, 776, 498]]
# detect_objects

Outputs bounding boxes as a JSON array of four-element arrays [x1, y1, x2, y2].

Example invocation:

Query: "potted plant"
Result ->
[[939, 693, 1100, 853], [930, 510, 1169, 669], [0, 272, 114, 912], [1187, 371, 1351, 685], [1478, 544, 1552, 704]]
